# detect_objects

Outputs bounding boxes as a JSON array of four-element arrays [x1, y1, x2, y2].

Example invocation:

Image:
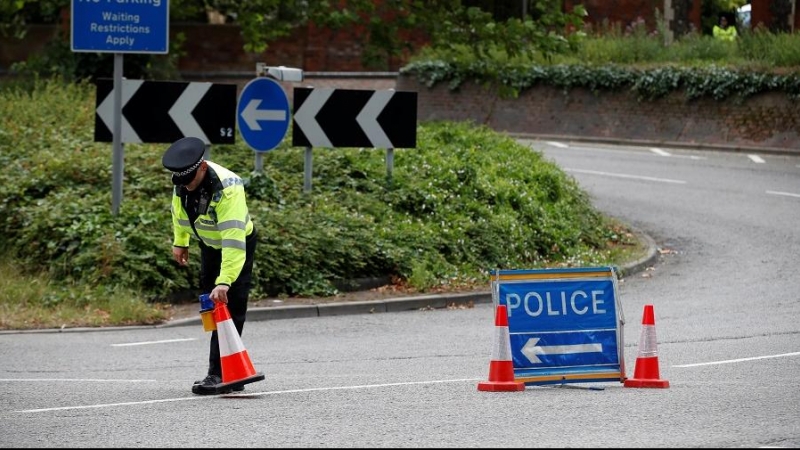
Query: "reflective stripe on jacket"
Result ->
[[170, 161, 254, 286]]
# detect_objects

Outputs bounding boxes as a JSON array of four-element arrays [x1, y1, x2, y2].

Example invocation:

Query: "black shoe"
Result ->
[[218, 383, 245, 394], [192, 375, 245, 394], [191, 374, 222, 395]]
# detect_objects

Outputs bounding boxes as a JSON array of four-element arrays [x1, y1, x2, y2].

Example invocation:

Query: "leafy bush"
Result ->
[[403, 59, 800, 102], [661, 32, 738, 64], [404, 23, 800, 100], [738, 27, 800, 67], [0, 78, 635, 306]]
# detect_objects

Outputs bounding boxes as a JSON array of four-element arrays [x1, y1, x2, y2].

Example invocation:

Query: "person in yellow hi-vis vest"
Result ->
[[162, 136, 258, 395], [713, 15, 738, 42]]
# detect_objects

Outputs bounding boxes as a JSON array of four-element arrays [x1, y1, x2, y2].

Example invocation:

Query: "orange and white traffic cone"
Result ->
[[478, 304, 526, 392], [624, 304, 669, 388], [214, 302, 265, 393]]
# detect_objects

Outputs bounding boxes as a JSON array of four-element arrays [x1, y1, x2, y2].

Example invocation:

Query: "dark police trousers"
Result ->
[[199, 228, 257, 378]]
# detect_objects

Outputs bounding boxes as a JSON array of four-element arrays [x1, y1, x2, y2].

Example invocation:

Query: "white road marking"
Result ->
[[1, 378, 158, 383], [766, 190, 800, 199], [111, 338, 196, 347], [567, 146, 645, 156], [645, 146, 705, 159], [672, 351, 800, 368], [748, 154, 766, 163], [546, 141, 569, 148], [13, 378, 482, 413], [555, 144, 706, 160], [565, 168, 687, 184]]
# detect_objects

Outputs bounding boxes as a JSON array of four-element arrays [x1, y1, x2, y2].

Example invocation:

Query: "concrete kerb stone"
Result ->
[[0, 226, 661, 335], [160, 226, 660, 328], [617, 226, 659, 279], [384, 292, 492, 313], [247, 305, 320, 322], [317, 300, 388, 317]]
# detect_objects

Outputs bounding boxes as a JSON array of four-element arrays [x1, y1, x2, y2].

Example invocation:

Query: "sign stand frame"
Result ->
[[490, 266, 627, 387]]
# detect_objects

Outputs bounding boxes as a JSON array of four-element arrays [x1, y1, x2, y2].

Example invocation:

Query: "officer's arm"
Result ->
[[171, 196, 191, 266]]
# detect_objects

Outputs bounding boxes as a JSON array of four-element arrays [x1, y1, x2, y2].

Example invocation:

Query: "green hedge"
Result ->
[[402, 27, 800, 101], [0, 78, 633, 302], [400, 61, 800, 101]]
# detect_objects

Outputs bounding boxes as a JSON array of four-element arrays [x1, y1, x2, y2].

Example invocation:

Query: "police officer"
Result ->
[[712, 14, 738, 42], [162, 136, 258, 395]]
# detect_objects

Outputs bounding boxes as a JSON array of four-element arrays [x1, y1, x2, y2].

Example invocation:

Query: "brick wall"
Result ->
[[0, 22, 426, 74], [568, 0, 666, 29], [0, 25, 55, 72], [176, 23, 422, 73], [395, 75, 800, 152], [3, 3, 795, 74]]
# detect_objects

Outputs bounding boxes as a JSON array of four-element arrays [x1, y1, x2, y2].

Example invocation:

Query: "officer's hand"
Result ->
[[211, 285, 230, 304], [172, 246, 189, 266]]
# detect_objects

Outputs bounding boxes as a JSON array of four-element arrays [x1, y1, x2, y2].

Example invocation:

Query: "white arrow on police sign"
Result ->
[[292, 87, 417, 149], [94, 79, 237, 144], [521, 338, 603, 364]]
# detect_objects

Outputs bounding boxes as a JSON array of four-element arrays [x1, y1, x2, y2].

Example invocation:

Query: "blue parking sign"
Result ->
[[71, 0, 169, 54]]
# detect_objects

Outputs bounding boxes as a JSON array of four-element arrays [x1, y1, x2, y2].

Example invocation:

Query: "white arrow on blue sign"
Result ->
[[520, 337, 603, 364], [237, 77, 291, 152]]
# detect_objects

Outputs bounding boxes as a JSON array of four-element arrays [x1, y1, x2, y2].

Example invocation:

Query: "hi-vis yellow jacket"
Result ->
[[170, 161, 254, 286], [712, 25, 738, 42]]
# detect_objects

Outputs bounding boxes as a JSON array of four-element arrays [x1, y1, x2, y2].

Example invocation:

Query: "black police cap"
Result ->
[[162, 137, 205, 185]]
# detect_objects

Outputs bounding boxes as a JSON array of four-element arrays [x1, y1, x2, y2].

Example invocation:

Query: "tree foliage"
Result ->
[[1, 0, 61, 38], [4, 1, 588, 73]]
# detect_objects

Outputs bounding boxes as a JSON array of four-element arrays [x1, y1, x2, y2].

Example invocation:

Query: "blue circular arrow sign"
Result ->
[[237, 77, 290, 152]]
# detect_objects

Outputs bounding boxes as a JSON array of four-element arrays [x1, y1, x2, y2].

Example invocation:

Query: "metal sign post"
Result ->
[[111, 55, 124, 217], [71, 0, 169, 215]]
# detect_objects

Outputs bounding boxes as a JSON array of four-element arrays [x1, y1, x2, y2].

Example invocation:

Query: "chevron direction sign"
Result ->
[[490, 267, 626, 387], [94, 79, 237, 144], [292, 88, 417, 149]]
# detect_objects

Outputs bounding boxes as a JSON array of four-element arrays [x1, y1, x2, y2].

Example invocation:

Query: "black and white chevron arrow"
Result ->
[[292, 88, 417, 148], [94, 79, 237, 144]]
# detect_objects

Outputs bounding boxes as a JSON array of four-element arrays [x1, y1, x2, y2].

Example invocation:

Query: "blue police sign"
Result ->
[[71, 0, 169, 54], [491, 267, 626, 386], [237, 78, 291, 152]]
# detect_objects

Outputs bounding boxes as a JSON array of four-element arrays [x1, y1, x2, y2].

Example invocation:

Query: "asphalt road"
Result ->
[[1, 140, 798, 448]]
